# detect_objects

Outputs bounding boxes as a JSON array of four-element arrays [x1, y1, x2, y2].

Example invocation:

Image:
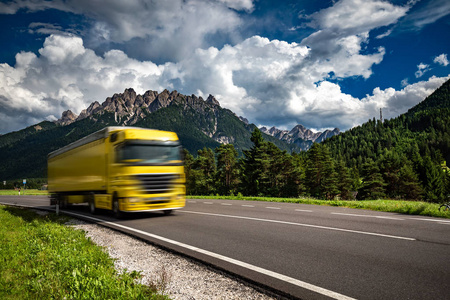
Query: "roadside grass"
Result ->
[[187, 195, 450, 219], [0, 189, 48, 196], [0, 205, 169, 300]]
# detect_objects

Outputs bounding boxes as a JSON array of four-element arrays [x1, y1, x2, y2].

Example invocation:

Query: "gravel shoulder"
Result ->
[[65, 218, 277, 300]]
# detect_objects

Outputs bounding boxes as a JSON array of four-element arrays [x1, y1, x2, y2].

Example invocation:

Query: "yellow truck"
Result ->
[[48, 126, 185, 217]]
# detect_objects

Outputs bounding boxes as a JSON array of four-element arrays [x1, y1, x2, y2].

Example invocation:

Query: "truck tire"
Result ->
[[88, 194, 96, 214], [112, 197, 123, 219], [163, 210, 173, 216]]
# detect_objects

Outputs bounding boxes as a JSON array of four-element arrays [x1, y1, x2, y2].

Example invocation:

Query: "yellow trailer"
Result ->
[[48, 126, 185, 217]]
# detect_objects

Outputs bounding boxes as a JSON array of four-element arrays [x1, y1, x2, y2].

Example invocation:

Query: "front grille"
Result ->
[[136, 173, 177, 194]]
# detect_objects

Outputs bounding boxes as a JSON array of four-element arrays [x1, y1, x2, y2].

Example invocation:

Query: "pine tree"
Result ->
[[242, 128, 271, 196], [305, 143, 338, 199], [398, 164, 423, 200], [335, 159, 353, 200], [215, 144, 239, 195], [358, 160, 386, 200], [191, 148, 216, 195], [182, 149, 196, 195], [423, 156, 444, 202]]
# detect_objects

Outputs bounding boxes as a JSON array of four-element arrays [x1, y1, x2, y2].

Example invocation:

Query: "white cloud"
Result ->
[[434, 53, 449, 66], [376, 28, 393, 39], [415, 62, 430, 78], [0, 0, 448, 135], [0, 34, 167, 133], [401, 78, 409, 87], [361, 75, 450, 120], [218, 0, 254, 12], [306, 0, 410, 34], [300, 0, 410, 82], [1, 0, 246, 63], [402, 0, 450, 29]]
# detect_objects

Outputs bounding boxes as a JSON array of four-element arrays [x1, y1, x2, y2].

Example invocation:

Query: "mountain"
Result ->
[[0, 88, 305, 180], [53, 88, 305, 153], [260, 125, 340, 151]]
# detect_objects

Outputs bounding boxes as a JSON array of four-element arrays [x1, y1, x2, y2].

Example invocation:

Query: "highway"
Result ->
[[1, 195, 450, 299]]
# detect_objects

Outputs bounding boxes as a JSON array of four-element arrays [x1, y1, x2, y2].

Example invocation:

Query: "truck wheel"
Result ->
[[163, 210, 173, 216], [61, 197, 69, 209], [88, 194, 96, 214], [112, 198, 123, 219]]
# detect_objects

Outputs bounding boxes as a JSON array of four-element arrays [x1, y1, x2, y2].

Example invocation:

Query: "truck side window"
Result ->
[[110, 133, 118, 143]]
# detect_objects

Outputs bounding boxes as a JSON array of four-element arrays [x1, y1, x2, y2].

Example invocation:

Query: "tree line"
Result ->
[[184, 128, 450, 203]]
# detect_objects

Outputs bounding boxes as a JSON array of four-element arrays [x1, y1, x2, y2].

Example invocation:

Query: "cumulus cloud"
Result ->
[[1, 32, 448, 134], [0, 0, 448, 135], [1, 0, 246, 63], [434, 53, 449, 66], [0, 34, 167, 133], [361, 75, 449, 120], [299, 0, 410, 82]]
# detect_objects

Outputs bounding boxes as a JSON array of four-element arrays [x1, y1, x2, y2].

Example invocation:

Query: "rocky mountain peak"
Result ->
[[55, 88, 224, 127], [56, 110, 77, 126], [260, 124, 340, 149], [206, 94, 220, 106]]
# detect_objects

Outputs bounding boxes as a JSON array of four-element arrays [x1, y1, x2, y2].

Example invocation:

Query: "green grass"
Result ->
[[187, 195, 450, 219], [0, 189, 48, 196], [0, 205, 169, 300]]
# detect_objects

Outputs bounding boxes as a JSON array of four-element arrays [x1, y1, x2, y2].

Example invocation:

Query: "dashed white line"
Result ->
[[413, 218, 450, 224], [221, 203, 232, 206], [331, 212, 404, 220], [189, 200, 197, 203], [203, 202, 213, 204], [266, 207, 281, 210], [180, 210, 416, 241], [295, 209, 313, 212], [242, 205, 255, 207]]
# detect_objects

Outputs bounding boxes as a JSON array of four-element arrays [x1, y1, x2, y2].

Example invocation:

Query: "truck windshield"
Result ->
[[117, 144, 182, 165]]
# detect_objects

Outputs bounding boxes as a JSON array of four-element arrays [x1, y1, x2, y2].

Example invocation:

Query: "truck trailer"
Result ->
[[48, 126, 185, 216]]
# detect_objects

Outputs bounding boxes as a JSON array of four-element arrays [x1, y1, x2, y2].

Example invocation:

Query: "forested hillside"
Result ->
[[184, 80, 450, 202], [322, 79, 450, 201]]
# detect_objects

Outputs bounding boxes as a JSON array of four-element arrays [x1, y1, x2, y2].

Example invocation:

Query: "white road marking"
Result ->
[[331, 212, 404, 220], [266, 207, 281, 210], [242, 205, 254, 207], [181, 210, 416, 241], [60, 210, 357, 300], [189, 200, 197, 203], [413, 218, 450, 224], [221, 203, 232, 206], [203, 202, 213, 204], [295, 209, 313, 212]]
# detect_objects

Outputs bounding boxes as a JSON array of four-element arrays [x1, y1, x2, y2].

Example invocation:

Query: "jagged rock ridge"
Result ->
[[56, 88, 338, 151], [260, 125, 340, 149], [57, 88, 221, 127]]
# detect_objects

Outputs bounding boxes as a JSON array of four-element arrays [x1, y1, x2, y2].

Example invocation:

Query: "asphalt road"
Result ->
[[1, 195, 450, 299]]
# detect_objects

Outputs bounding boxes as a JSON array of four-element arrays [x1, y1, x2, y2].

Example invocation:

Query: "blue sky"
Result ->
[[0, 0, 449, 134]]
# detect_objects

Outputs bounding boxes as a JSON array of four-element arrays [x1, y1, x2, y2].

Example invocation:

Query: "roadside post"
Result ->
[[23, 179, 26, 195]]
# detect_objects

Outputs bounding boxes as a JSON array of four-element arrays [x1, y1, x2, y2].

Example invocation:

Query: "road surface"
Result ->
[[1, 195, 449, 299]]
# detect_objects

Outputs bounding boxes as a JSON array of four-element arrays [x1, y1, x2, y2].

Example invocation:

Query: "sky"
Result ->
[[0, 0, 449, 134]]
